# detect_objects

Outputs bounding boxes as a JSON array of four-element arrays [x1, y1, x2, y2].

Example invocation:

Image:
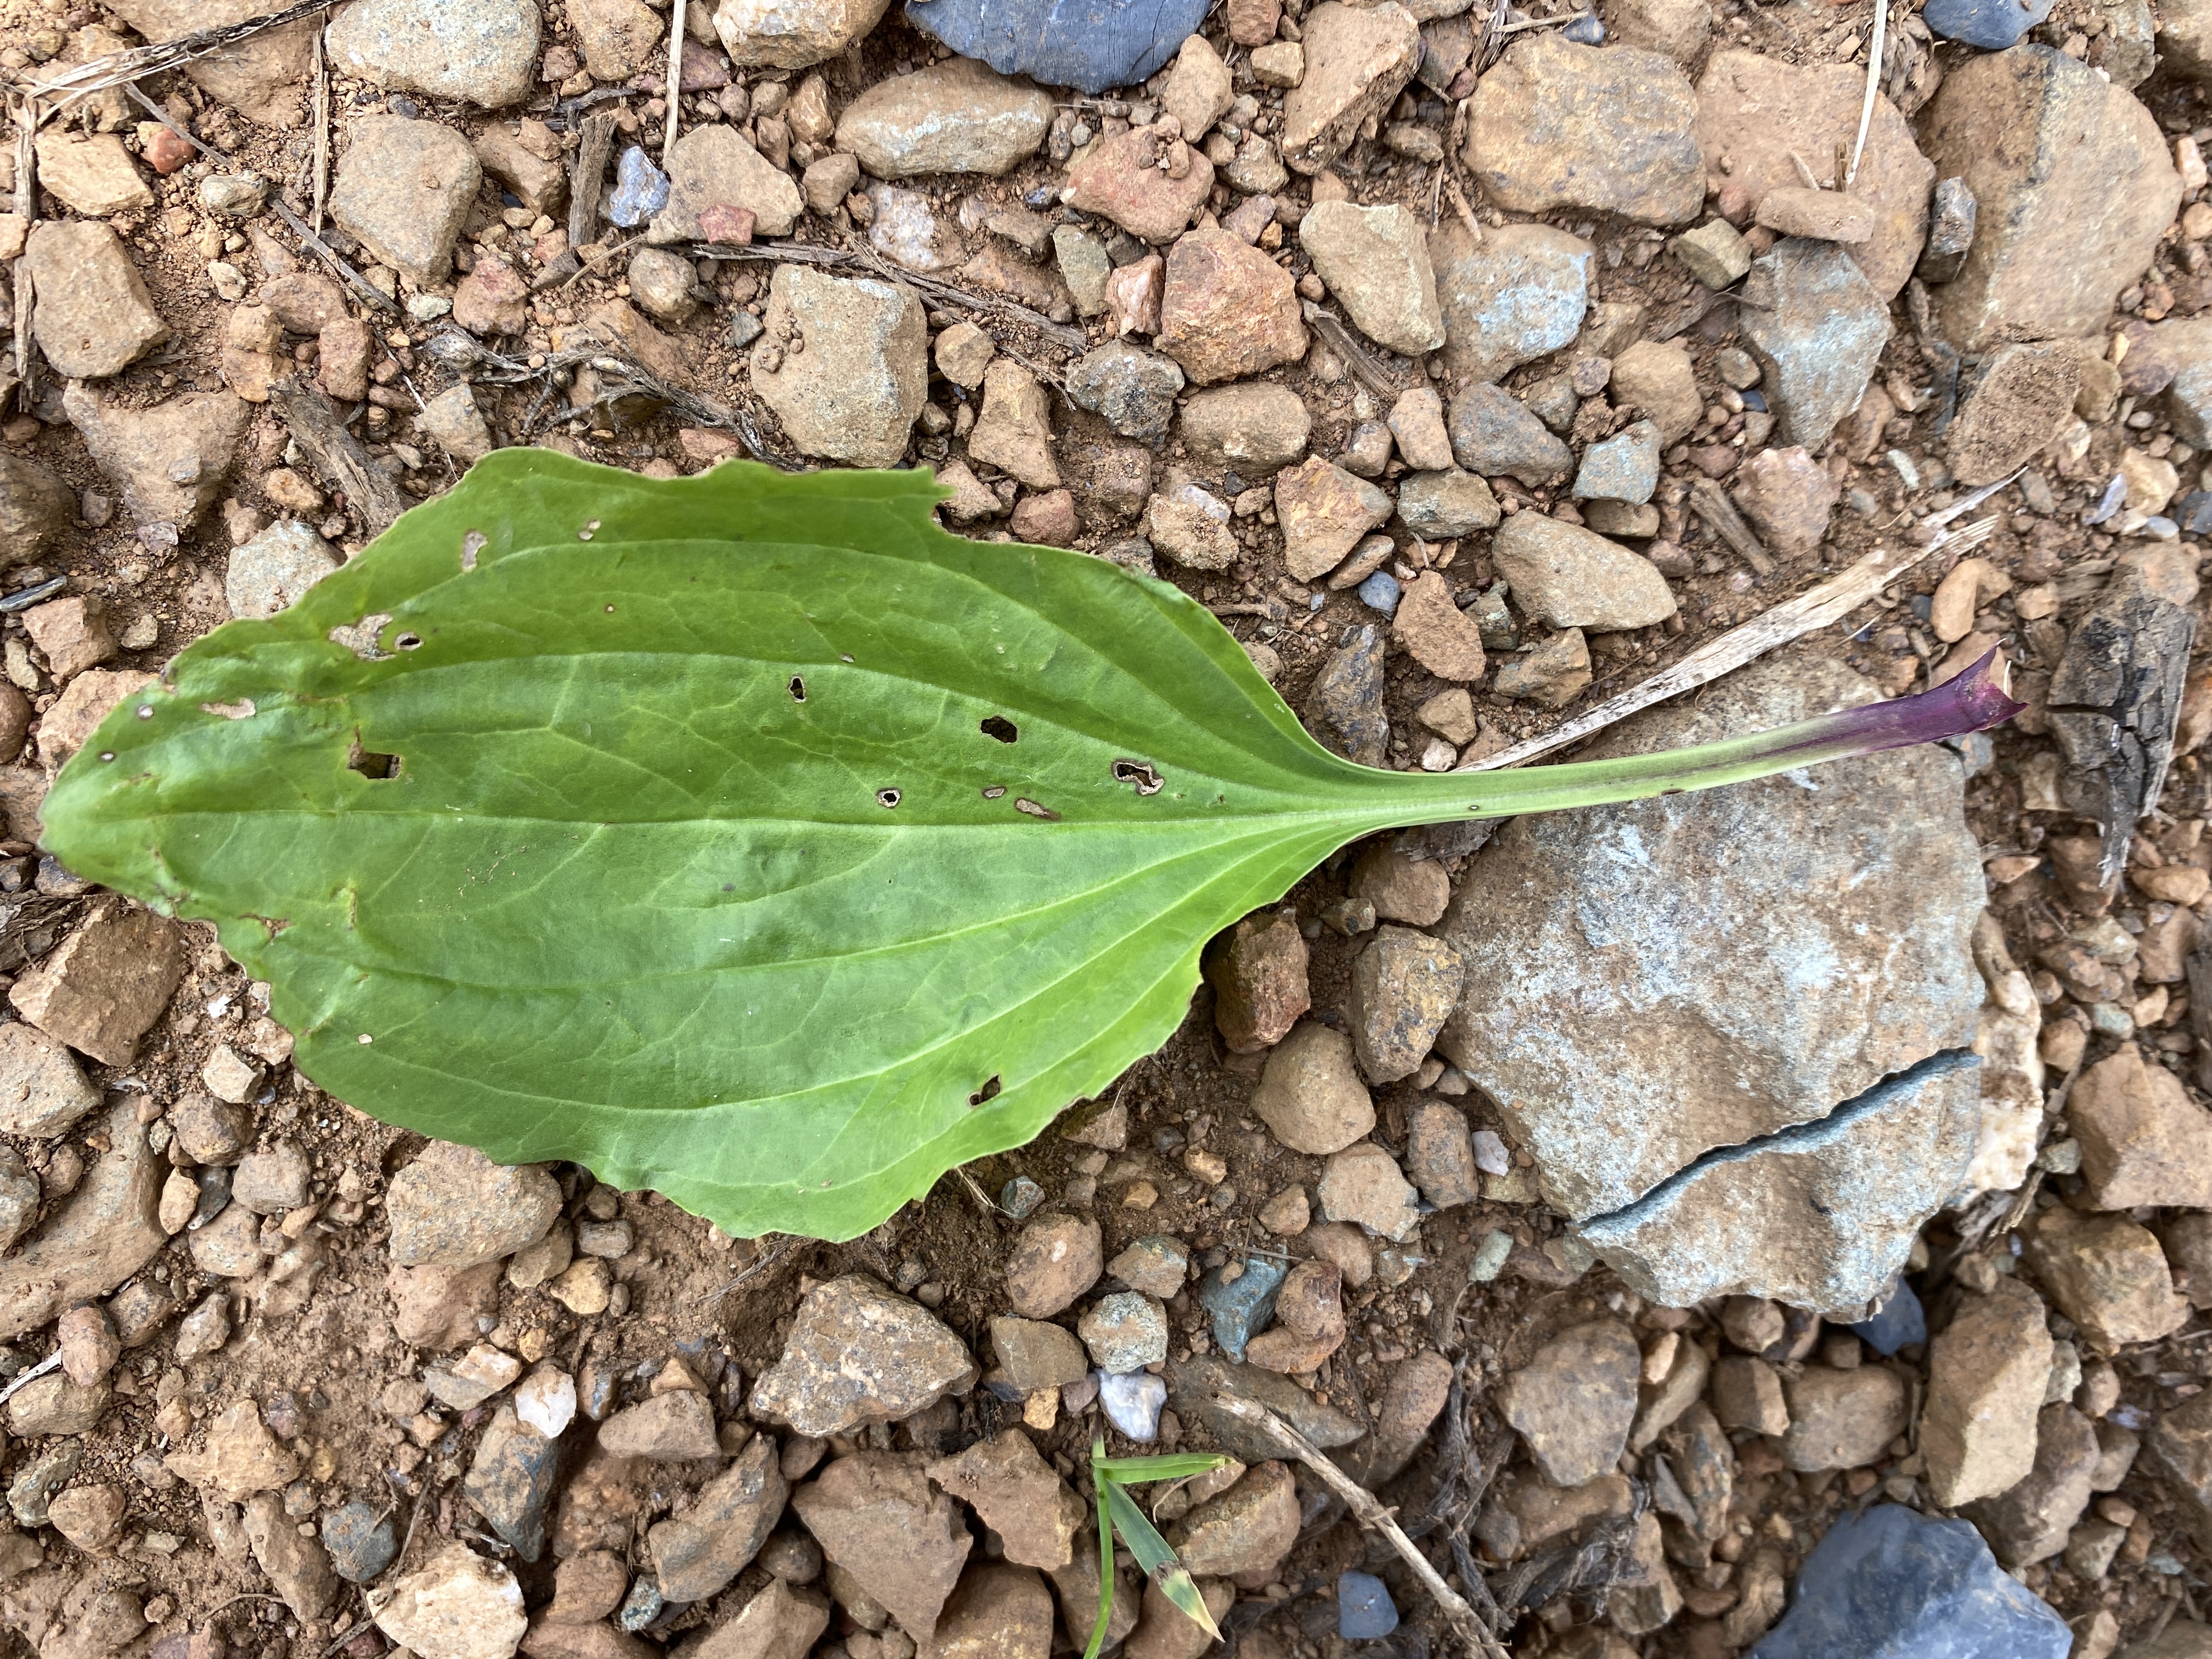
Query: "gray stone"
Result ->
[[1429, 221, 1592, 384], [328, 114, 481, 284], [226, 521, 341, 620], [1165, 1354, 1363, 1465], [464, 1404, 560, 1562], [1572, 419, 1661, 504], [1674, 218, 1752, 289], [0, 1021, 98, 1137], [1299, 201, 1444, 356], [1405, 1101, 1480, 1208], [1305, 624, 1387, 765], [1926, 0, 2053, 50], [1738, 239, 1892, 450], [323, 1497, 398, 1583], [752, 266, 928, 469], [1446, 384, 1573, 487], [1396, 470, 1500, 537], [1054, 228, 1111, 317], [752, 1274, 977, 1437], [1078, 1291, 1169, 1373], [834, 57, 1054, 178], [1920, 176, 1978, 286], [324, 0, 540, 108], [650, 1433, 788, 1601], [1438, 656, 1984, 1240], [1489, 513, 1676, 631], [898, 0, 1205, 95], [1066, 342, 1185, 444], [1579, 1053, 1980, 1316]]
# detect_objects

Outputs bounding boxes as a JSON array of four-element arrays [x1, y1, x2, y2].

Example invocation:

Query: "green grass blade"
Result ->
[[1084, 1440, 1116, 1659], [1104, 1483, 1222, 1641], [1093, 1454, 1232, 1481]]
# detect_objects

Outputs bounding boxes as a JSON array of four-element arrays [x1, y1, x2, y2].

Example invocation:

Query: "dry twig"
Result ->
[[312, 24, 330, 236], [1848, 0, 1889, 190], [1459, 490, 2010, 774], [16, 0, 329, 105], [124, 84, 399, 317], [1205, 1389, 1510, 1659], [1689, 477, 1774, 575], [270, 377, 410, 537], [1300, 301, 1397, 397]]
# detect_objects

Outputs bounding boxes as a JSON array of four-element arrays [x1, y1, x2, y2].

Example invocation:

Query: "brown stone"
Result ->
[[1003, 1214, 1102, 1320], [1922, 1278, 2052, 1508], [1391, 571, 1486, 680], [1466, 35, 1703, 225], [23, 596, 116, 682], [1248, 1020, 1374, 1154], [791, 1454, 972, 1644], [1731, 445, 1839, 558], [1273, 456, 1392, 582], [1946, 342, 2085, 488], [1203, 911, 1311, 1052], [10, 897, 182, 1066], [1170, 1462, 1299, 1577], [1062, 129, 1215, 245], [2023, 1205, 2188, 1348], [1691, 50, 1932, 300], [453, 256, 530, 336], [1156, 230, 1307, 386], [2069, 1045, 2212, 1209], [388, 1261, 503, 1349], [926, 1431, 1087, 1571], [1918, 46, 2180, 349], [1280, 2, 1421, 176], [25, 221, 167, 380], [1499, 1321, 1641, 1487], [1781, 1365, 1906, 1471]]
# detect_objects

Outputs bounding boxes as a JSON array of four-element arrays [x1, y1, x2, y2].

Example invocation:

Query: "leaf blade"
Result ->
[[1103, 1483, 1221, 1642]]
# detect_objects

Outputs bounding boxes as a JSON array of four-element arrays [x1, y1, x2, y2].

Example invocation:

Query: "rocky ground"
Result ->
[[0, 0, 2200, 1655]]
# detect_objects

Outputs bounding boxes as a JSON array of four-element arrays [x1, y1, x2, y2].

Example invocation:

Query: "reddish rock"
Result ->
[[1062, 128, 1215, 245], [453, 256, 529, 336], [1156, 230, 1307, 386], [1392, 571, 1486, 681], [1203, 911, 1311, 1052], [1273, 455, 1392, 582], [1008, 489, 1076, 546]]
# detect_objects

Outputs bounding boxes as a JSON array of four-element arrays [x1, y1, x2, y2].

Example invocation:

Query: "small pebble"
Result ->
[[1338, 1571, 1400, 1640], [1098, 1369, 1166, 1441], [1356, 571, 1401, 616]]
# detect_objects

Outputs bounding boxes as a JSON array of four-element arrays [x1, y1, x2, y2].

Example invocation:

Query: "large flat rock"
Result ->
[[1436, 652, 1985, 1224]]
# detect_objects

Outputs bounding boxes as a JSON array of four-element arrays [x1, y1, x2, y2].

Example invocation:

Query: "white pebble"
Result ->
[[515, 1367, 577, 1439], [1097, 1369, 1165, 1442], [1471, 1129, 1511, 1177]]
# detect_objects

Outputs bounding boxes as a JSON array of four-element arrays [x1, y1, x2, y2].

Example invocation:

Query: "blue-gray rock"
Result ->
[[1851, 1278, 1927, 1355], [1358, 571, 1402, 616], [1447, 384, 1573, 488], [1738, 239, 1891, 450], [7, 1442, 78, 1527], [1430, 221, 1593, 384], [1339, 1572, 1399, 1639], [1196, 1255, 1289, 1362], [1572, 419, 1661, 504], [903, 0, 1210, 95], [322, 1497, 398, 1583], [1748, 1504, 2070, 1658], [1001, 1176, 1046, 1219], [1918, 177, 1977, 285], [618, 1576, 667, 1631], [1099, 1369, 1166, 1440], [609, 146, 669, 229], [462, 1404, 560, 1562], [2179, 490, 2212, 536], [1165, 1355, 1365, 1465], [1066, 341, 1186, 444], [1305, 624, 1389, 766], [1923, 0, 2053, 50]]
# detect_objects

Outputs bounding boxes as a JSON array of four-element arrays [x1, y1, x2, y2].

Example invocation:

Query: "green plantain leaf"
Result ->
[[40, 452, 2019, 1242], [1094, 1454, 1232, 1482]]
